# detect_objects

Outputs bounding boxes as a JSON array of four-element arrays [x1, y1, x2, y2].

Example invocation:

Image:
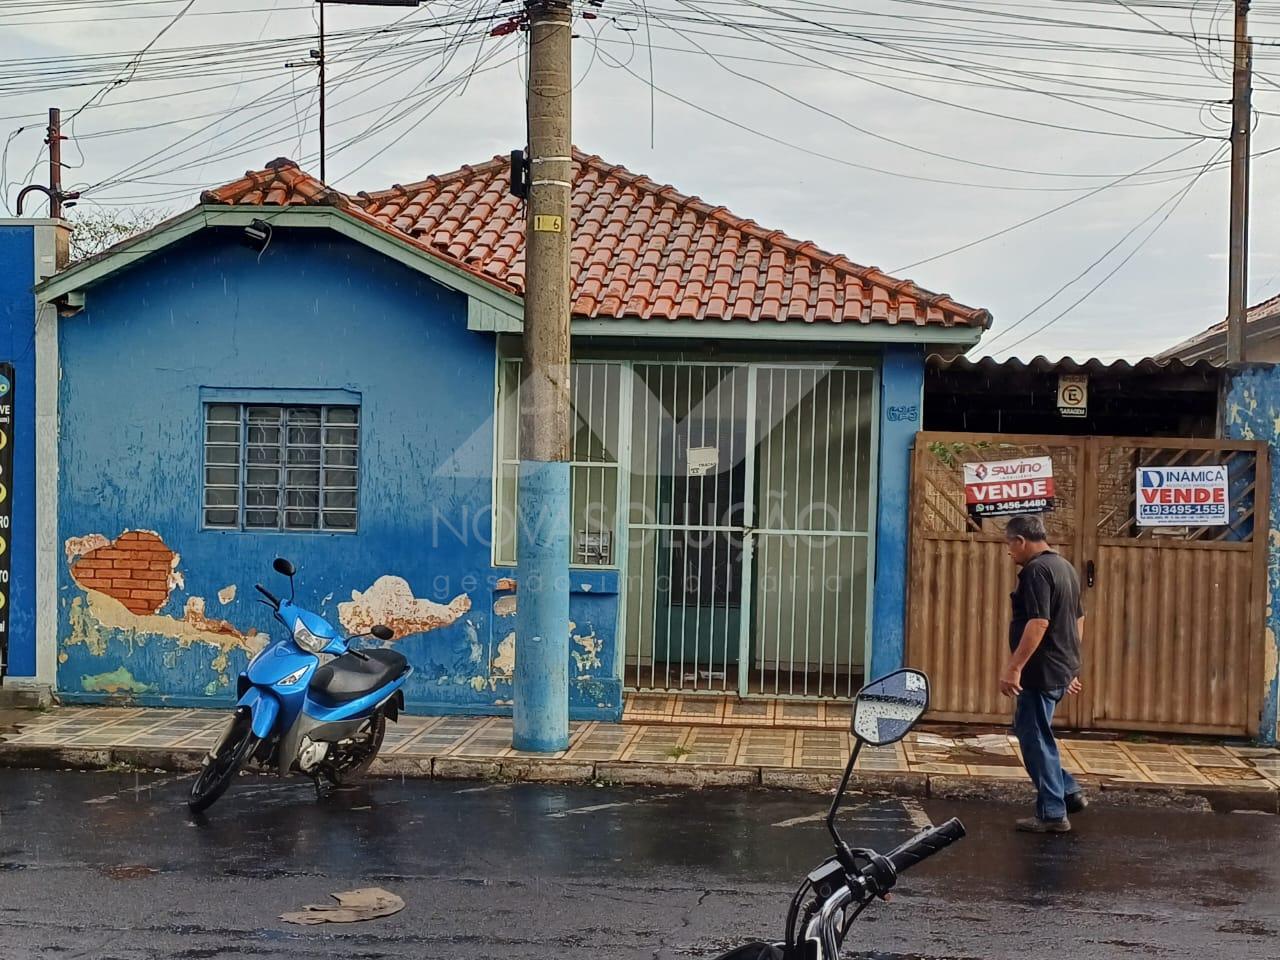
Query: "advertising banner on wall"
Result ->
[[1135, 465, 1229, 527], [963, 456, 1055, 520]]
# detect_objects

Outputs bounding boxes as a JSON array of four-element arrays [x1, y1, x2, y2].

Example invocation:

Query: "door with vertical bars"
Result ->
[[623, 362, 877, 699]]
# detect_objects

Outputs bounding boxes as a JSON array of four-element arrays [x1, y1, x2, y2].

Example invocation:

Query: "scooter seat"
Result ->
[[309, 648, 408, 706]]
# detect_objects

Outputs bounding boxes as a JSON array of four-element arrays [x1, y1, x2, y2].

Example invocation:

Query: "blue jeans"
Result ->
[[1013, 687, 1080, 821]]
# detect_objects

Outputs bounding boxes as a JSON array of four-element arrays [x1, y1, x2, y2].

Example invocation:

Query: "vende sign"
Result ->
[[962, 456, 1055, 519], [1136, 465, 1229, 526]]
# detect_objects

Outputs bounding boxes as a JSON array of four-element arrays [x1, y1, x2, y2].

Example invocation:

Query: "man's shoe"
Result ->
[[1016, 816, 1071, 834], [1066, 792, 1088, 814]]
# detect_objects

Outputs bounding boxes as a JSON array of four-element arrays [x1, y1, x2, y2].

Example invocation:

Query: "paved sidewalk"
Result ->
[[2, 706, 1278, 811]]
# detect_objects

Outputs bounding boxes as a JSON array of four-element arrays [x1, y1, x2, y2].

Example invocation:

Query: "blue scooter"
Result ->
[[188, 558, 413, 813]]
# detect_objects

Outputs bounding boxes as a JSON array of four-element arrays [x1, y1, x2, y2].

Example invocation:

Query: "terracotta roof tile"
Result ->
[[202, 148, 991, 329]]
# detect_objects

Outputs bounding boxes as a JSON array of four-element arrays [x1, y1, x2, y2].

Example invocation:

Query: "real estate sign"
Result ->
[[1135, 465, 1229, 527], [963, 456, 1055, 520]]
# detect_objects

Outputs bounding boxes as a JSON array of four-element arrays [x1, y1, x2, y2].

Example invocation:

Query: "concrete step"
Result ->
[[0, 684, 54, 710]]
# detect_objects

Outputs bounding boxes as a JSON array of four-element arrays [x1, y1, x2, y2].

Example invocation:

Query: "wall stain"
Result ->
[[572, 629, 603, 676], [81, 666, 155, 696], [337, 575, 470, 640]]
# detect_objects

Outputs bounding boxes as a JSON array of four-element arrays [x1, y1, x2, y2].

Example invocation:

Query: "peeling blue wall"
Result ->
[[869, 343, 923, 681], [57, 228, 620, 720], [1223, 364, 1280, 744], [0, 224, 38, 677]]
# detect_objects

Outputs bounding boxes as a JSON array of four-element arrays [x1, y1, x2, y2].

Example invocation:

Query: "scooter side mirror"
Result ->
[[273, 558, 296, 578], [370, 625, 394, 642], [851, 669, 930, 746]]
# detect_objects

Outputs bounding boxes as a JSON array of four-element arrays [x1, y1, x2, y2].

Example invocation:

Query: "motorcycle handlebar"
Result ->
[[254, 583, 280, 608], [883, 818, 966, 876]]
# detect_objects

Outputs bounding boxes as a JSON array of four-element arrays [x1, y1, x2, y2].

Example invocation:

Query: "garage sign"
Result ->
[[963, 456, 1055, 519], [1136, 465, 1229, 526]]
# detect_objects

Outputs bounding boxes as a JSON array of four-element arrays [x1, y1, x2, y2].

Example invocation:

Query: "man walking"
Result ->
[[1000, 514, 1086, 833]]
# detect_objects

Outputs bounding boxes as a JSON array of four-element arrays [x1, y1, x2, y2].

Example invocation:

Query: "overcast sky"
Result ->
[[4, 0, 1280, 360]]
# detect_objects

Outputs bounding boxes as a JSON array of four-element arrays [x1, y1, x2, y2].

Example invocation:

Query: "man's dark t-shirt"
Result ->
[[1009, 550, 1083, 690]]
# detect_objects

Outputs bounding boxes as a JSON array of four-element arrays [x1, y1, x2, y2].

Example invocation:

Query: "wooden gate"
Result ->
[[906, 432, 1269, 737]]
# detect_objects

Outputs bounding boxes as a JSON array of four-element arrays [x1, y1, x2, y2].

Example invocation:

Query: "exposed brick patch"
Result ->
[[70, 532, 177, 614]]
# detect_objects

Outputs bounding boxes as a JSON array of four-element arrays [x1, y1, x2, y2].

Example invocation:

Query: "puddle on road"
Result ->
[[102, 864, 159, 880]]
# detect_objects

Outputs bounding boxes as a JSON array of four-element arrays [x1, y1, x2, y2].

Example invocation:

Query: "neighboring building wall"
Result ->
[[1241, 342, 1280, 364], [0, 221, 61, 683], [54, 228, 620, 719], [1223, 364, 1280, 744], [870, 343, 924, 680]]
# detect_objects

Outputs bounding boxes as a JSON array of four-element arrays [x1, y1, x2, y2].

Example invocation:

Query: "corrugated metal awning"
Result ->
[[927, 355, 1224, 377]]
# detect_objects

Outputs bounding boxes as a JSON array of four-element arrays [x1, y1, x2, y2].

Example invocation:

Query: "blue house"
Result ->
[[28, 151, 990, 721]]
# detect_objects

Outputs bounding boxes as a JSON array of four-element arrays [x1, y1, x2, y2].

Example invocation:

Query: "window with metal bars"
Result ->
[[494, 359, 621, 567], [203, 403, 360, 532]]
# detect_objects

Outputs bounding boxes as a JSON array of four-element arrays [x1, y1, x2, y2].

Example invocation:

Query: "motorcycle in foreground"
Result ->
[[188, 558, 413, 813], [714, 669, 965, 960]]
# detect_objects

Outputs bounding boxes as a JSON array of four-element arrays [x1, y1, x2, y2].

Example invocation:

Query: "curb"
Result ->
[[1, 742, 1274, 813]]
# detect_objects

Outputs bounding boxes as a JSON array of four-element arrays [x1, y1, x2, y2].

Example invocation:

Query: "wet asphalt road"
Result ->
[[0, 770, 1277, 960]]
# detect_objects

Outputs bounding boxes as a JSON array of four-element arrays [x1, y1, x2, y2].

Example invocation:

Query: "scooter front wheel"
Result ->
[[188, 710, 259, 813]]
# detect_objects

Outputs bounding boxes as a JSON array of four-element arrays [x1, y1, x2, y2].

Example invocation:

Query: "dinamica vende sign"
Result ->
[[1136, 465, 1229, 526], [962, 456, 1055, 519]]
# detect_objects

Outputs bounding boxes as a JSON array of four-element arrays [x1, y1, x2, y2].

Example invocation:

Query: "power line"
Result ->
[[66, 0, 199, 124], [889, 139, 1212, 273], [985, 143, 1229, 356]]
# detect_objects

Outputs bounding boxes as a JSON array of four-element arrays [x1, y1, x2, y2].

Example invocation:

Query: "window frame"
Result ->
[[202, 401, 361, 534], [492, 356, 623, 569]]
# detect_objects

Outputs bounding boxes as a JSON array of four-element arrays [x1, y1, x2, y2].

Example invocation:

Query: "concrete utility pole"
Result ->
[[513, 0, 573, 752], [1227, 0, 1252, 364]]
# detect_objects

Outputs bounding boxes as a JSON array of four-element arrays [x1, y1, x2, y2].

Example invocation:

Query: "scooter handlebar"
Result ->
[[254, 583, 280, 608], [883, 818, 966, 876]]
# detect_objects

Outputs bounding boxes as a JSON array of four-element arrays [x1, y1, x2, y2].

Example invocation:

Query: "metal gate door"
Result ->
[[906, 432, 1269, 736], [906, 434, 1086, 726], [751, 366, 876, 698], [624, 362, 876, 698], [625, 364, 751, 694], [1083, 439, 1269, 736]]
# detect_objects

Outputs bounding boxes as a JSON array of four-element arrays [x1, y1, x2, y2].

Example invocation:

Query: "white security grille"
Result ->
[[623, 362, 876, 698]]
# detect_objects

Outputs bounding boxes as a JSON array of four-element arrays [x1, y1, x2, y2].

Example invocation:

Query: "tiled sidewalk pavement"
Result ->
[[3, 707, 1279, 810]]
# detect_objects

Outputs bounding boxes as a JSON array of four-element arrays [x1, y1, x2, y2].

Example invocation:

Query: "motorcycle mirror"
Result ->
[[370, 625, 394, 642], [851, 669, 930, 746], [272, 558, 296, 578]]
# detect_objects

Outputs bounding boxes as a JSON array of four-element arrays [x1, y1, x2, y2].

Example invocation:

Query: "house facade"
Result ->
[[29, 151, 989, 721]]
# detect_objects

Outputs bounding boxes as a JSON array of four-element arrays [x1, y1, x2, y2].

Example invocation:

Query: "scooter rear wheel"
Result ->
[[188, 710, 259, 813], [322, 711, 386, 786]]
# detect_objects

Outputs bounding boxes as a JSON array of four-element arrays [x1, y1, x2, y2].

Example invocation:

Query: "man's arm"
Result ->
[[1000, 620, 1048, 697], [1066, 614, 1085, 696]]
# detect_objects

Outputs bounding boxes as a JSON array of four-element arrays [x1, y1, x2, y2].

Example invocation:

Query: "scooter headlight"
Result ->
[[293, 618, 329, 654]]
